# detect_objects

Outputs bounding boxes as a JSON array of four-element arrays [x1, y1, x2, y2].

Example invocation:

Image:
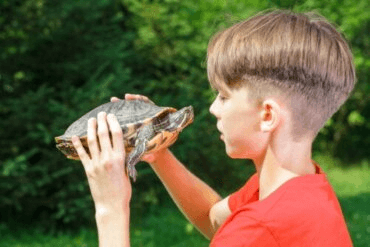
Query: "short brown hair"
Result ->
[[207, 10, 356, 139]]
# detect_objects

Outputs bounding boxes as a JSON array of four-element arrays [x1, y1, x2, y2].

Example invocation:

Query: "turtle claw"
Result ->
[[127, 165, 138, 182]]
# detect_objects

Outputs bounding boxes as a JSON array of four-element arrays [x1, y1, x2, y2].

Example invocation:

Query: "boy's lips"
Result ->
[[217, 123, 224, 140], [217, 123, 223, 133]]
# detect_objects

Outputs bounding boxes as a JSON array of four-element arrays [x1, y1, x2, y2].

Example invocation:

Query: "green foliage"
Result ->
[[1, 0, 138, 229], [1, 208, 210, 247], [0, 0, 369, 232], [291, 0, 370, 161]]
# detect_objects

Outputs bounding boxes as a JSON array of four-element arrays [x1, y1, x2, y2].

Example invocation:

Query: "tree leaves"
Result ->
[[1, 0, 369, 230]]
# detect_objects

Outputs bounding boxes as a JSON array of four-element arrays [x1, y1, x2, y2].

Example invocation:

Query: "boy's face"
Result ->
[[209, 84, 269, 160]]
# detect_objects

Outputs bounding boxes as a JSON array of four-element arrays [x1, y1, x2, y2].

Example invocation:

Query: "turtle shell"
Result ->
[[55, 99, 177, 160]]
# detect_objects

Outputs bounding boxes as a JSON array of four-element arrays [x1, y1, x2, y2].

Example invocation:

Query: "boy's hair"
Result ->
[[207, 10, 356, 140]]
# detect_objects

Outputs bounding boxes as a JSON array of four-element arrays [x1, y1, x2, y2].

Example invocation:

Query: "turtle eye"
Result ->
[[158, 111, 170, 119], [156, 111, 170, 124]]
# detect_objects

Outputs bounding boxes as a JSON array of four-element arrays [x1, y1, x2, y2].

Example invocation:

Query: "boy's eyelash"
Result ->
[[211, 90, 227, 102], [218, 94, 227, 101]]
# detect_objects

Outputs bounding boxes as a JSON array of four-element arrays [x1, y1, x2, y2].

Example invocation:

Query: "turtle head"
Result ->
[[167, 106, 194, 132]]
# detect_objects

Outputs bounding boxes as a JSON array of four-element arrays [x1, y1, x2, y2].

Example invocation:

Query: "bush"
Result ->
[[1, 0, 369, 230]]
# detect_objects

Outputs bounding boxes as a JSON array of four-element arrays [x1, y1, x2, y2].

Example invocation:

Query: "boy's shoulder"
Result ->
[[254, 171, 336, 220], [229, 163, 327, 213], [244, 164, 334, 209], [214, 168, 353, 246], [229, 163, 345, 225]]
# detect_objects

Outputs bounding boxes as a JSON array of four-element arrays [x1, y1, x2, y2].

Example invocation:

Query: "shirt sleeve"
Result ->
[[210, 214, 279, 247], [228, 173, 259, 212]]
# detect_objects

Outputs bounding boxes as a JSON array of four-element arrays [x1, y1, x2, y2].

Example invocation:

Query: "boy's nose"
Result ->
[[209, 100, 219, 118]]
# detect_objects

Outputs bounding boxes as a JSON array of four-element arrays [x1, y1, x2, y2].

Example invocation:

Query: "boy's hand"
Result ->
[[111, 93, 155, 104], [110, 94, 167, 165], [72, 112, 131, 212]]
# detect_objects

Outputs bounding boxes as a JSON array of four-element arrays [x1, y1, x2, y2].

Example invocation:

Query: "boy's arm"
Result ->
[[95, 207, 130, 247], [72, 113, 132, 247], [149, 148, 223, 239]]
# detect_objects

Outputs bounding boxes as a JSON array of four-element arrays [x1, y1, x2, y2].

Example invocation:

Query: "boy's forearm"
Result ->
[[95, 206, 130, 247], [149, 149, 222, 239]]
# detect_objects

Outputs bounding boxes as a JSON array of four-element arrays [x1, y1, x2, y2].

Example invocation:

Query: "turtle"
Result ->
[[55, 99, 194, 181]]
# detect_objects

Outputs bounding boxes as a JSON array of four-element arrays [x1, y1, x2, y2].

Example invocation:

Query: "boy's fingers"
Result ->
[[125, 93, 154, 104], [110, 97, 121, 102], [124, 93, 138, 100], [141, 96, 153, 103], [107, 114, 125, 154], [97, 112, 112, 152], [72, 135, 90, 162], [87, 118, 100, 159]]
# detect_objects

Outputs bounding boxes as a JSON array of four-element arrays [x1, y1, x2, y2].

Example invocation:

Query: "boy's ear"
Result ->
[[260, 99, 281, 132]]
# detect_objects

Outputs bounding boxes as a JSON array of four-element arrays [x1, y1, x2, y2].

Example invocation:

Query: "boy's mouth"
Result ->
[[217, 123, 223, 133]]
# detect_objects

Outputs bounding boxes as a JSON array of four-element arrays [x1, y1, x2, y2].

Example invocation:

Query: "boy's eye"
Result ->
[[218, 94, 227, 102]]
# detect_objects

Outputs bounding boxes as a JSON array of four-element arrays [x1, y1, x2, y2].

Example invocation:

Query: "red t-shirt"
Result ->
[[210, 164, 353, 247]]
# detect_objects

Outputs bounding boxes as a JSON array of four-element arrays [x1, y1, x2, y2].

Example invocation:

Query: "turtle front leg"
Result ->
[[127, 124, 155, 181], [126, 139, 147, 182]]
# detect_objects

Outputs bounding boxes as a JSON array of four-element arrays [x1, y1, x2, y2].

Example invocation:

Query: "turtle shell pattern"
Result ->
[[55, 100, 177, 160]]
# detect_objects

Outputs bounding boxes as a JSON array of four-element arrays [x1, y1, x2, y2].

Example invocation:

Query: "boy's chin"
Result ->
[[225, 145, 258, 160], [225, 147, 247, 159]]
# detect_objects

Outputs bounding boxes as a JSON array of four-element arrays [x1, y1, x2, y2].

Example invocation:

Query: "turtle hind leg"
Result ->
[[126, 139, 147, 182]]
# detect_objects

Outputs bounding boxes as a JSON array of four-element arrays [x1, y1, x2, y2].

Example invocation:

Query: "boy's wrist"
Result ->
[[95, 203, 130, 219], [95, 204, 131, 247], [148, 148, 172, 166]]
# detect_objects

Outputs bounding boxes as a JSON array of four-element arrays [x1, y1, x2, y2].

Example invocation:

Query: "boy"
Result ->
[[71, 10, 355, 246]]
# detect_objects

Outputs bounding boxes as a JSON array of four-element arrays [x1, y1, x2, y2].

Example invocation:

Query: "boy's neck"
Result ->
[[254, 142, 316, 201]]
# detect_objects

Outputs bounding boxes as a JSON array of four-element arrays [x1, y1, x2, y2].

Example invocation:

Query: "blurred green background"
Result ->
[[1, 0, 369, 246]]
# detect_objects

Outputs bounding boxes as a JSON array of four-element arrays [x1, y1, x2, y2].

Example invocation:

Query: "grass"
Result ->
[[314, 154, 370, 247], [1, 208, 209, 247], [2, 156, 370, 247]]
